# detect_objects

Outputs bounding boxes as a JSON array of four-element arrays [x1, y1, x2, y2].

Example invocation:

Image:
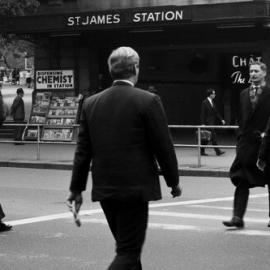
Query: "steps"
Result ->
[[0, 121, 15, 139]]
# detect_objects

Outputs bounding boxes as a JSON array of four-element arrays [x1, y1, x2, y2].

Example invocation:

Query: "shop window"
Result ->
[[140, 49, 216, 83], [188, 53, 208, 74]]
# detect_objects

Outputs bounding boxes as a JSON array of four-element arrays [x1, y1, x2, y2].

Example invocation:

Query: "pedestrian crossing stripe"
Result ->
[[6, 193, 269, 237], [149, 193, 267, 208], [187, 205, 267, 212], [81, 218, 201, 231], [149, 210, 268, 224], [81, 217, 270, 236]]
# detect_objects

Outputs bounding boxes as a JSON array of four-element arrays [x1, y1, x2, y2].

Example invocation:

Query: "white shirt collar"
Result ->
[[207, 97, 213, 106], [113, 79, 134, 87]]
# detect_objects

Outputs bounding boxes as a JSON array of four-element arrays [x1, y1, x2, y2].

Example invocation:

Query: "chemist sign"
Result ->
[[36, 70, 74, 89]]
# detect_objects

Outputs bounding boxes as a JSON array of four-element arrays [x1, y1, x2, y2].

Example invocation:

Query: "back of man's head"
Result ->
[[108, 47, 140, 80], [17, 88, 24, 95]]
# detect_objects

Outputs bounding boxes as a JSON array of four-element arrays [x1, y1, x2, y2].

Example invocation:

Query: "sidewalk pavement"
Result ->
[[0, 142, 235, 177]]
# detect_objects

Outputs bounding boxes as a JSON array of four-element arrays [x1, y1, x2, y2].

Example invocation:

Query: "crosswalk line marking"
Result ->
[[79, 218, 270, 236], [149, 193, 267, 208], [187, 205, 267, 212], [7, 193, 268, 227], [8, 209, 103, 226], [81, 218, 202, 231], [149, 210, 268, 224], [231, 230, 270, 236]]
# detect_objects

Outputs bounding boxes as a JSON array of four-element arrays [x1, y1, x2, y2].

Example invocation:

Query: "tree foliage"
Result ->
[[0, 0, 40, 69], [0, 0, 40, 16]]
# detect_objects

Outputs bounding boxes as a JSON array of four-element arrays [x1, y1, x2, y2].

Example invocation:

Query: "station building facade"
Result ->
[[2, 0, 270, 125]]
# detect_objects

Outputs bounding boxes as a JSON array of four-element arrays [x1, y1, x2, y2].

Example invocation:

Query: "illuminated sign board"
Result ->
[[36, 70, 74, 89], [229, 54, 261, 86], [66, 7, 191, 28]]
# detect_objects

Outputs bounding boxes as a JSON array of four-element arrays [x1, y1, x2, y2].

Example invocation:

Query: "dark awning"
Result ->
[[1, 1, 270, 34]]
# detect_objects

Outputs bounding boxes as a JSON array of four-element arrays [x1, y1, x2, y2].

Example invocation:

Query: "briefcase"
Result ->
[[196, 129, 211, 144]]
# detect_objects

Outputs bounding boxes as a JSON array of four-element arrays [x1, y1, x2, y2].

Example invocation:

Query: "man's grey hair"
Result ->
[[107, 47, 140, 80]]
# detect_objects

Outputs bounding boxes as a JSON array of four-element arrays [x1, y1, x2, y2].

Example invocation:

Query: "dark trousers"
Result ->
[[233, 182, 270, 219], [100, 199, 149, 270], [0, 203, 5, 220], [201, 128, 222, 155], [14, 120, 24, 141]]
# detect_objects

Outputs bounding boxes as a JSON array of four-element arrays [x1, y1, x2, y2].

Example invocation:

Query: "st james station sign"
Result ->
[[66, 6, 191, 28]]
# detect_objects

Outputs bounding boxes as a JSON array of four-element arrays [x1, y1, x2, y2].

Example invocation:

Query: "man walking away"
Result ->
[[67, 46, 182, 270]]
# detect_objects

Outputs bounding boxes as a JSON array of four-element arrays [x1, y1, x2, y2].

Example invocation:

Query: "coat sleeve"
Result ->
[[10, 97, 19, 116], [70, 103, 93, 192], [214, 105, 223, 123], [144, 95, 179, 188], [200, 101, 206, 124]]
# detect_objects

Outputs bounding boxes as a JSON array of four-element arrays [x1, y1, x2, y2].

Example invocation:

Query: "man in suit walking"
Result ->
[[200, 88, 225, 156], [67, 46, 182, 270], [223, 61, 270, 228]]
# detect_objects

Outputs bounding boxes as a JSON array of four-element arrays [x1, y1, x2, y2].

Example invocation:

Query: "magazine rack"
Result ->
[[23, 92, 79, 142], [42, 96, 79, 141]]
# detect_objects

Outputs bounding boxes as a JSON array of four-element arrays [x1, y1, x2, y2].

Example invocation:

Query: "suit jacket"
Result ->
[[230, 85, 270, 187], [11, 96, 25, 121], [200, 98, 223, 125], [70, 81, 179, 202]]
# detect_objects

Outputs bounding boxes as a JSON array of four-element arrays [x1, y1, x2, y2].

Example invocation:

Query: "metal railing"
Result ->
[[0, 122, 79, 160], [169, 125, 238, 167], [0, 123, 238, 166]]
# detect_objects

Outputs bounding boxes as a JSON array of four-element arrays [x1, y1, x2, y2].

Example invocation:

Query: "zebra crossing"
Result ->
[[7, 193, 270, 236]]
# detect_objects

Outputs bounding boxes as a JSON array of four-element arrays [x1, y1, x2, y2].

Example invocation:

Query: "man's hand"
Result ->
[[171, 185, 182, 198], [221, 120, 226, 125], [67, 191, 83, 213], [256, 159, 266, 172]]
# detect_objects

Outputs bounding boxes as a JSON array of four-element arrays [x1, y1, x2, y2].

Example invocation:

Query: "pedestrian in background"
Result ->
[[0, 203, 12, 232], [26, 70, 32, 88], [0, 84, 5, 124], [200, 88, 225, 156], [223, 61, 270, 228], [0, 84, 9, 124], [67, 46, 182, 270], [10, 88, 25, 145]]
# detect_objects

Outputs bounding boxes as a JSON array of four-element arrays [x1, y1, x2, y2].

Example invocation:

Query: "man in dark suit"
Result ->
[[257, 116, 270, 227], [10, 88, 25, 144], [223, 61, 270, 228], [67, 46, 182, 270], [200, 88, 225, 156]]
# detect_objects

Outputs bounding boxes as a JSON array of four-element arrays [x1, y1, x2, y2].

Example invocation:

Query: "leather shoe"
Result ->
[[223, 216, 244, 228], [0, 222, 12, 232], [201, 152, 208, 156], [216, 151, 225, 156], [267, 220, 270, 228]]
